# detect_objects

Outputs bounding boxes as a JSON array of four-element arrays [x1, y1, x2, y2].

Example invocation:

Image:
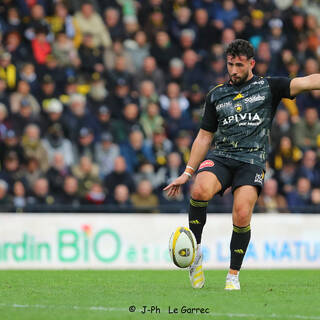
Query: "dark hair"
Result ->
[[225, 39, 255, 59]]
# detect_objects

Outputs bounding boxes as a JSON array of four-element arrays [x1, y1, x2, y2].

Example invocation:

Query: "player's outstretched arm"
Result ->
[[290, 74, 320, 97], [164, 129, 214, 197]]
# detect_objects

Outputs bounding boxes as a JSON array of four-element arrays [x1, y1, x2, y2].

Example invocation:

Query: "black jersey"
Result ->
[[201, 76, 293, 169]]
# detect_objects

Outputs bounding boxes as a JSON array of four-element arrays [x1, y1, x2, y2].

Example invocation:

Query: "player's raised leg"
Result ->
[[189, 171, 221, 289], [225, 185, 258, 290]]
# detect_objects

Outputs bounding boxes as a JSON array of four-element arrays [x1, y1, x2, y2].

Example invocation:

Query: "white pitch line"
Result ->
[[0, 303, 319, 320]]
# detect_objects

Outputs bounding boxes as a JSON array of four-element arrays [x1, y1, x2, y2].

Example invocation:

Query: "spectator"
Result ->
[[170, 6, 195, 42], [78, 32, 104, 77], [245, 9, 266, 49], [46, 152, 71, 197], [150, 31, 179, 71], [72, 155, 101, 198], [10, 80, 40, 115], [21, 124, 49, 172], [310, 188, 320, 212], [286, 177, 312, 213], [266, 18, 287, 56], [151, 127, 173, 169], [24, 4, 52, 42], [11, 98, 41, 135], [74, 1, 112, 48], [5, 7, 24, 35], [0, 78, 9, 107], [133, 56, 165, 95], [166, 58, 184, 87], [181, 49, 205, 91], [165, 99, 196, 140], [257, 178, 288, 213], [134, 161, 159, 189], [22, 157, 43, 192], [73, 127, 95, 161], [19, 62, 40, 96], [295, 150, 320, 188], [103, 39, 134, 73], [140, 102, 164, 140], [205, 54, 227, 89], [48, 2, 81, 47], [120, 129, 154, 173], [270, 108, 294, 150], [270, 136, 302, 171], [213, 0, 239, 29], [0, 102, 9, 140], [179, 28, 197, 53], [59, 175, 81, 207], [194, 8, 220, 51], [107, 54, 132, 89], [37, 74, 59, 111], [0, 179, 11, 209], [159, 82, 189, 113], [104, 155, 135, 197], [0, 150, 23, 189], [109, 184, 132, 210], [52, 31, 80, 68], [64, 93, 97, 141], [293, 107, 320, 150], [27, 177, 56, 207], [87, 75, 109, 112], [112, 102, 141, 142], [131, 179, 159, 213], [94, 131, 120, 178], [103, 7, 125, 41], [83, 182, 106, 205], [157, 151, 184, 191], [144, 8, 168, 42], [0, 129, 24, 167], [106, 78, 137, 119], [138, 80, 159, 111], [12, 180, 26, 211], [31, 27, 52, 65], [0, 51, 17, 90], [124, 30, 150, 73]]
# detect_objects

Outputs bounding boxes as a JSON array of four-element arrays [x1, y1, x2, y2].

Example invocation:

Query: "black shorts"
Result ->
[[197, 155, 265, 196]]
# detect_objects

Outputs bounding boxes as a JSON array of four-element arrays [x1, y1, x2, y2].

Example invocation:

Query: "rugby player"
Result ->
[[164, 39, 320, 290]]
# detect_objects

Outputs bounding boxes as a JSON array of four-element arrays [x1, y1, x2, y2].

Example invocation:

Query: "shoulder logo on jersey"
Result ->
[[234, 103, 242, 113], [199, 160, 215, 170], [233, 93, 244, 100]]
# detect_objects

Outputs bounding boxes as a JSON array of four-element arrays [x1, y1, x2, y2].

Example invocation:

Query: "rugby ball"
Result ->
[[169, 227, 197, 268]]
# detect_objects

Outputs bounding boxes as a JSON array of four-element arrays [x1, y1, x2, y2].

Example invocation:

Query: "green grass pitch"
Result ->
[[0, 270, 319, 320]]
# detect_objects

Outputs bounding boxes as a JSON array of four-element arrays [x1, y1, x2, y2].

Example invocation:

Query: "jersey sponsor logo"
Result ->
[[199, 160, 215, 170], [254, 171, 265, 184], [233, 93, 244, 100], [216, 101, 232, 111], [244, 94, 265, 104], [221, 112, 262, 125], [234, 103, 242, 113], [252, 80, 264, 85]]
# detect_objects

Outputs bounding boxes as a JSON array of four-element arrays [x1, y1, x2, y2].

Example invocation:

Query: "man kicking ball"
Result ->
[[164, 39, 320, 290]]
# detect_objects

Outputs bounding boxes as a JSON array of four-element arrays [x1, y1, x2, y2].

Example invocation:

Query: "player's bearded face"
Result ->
[[227, 55, 254, 85]]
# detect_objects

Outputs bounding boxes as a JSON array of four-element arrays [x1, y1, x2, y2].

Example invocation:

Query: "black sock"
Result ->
[[188, 198, 208, 244], [230, 225, 251, 271]]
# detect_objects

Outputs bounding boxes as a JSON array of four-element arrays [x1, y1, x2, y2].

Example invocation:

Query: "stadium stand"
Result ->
[[0, 0, 319, 213]]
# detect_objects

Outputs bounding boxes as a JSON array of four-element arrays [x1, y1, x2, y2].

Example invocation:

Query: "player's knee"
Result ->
[[191, 185, 212, 201], [233, 204, 251, 225]]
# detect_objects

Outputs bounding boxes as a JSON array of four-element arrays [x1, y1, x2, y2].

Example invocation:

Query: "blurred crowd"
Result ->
[[0, 0, 320, 213]]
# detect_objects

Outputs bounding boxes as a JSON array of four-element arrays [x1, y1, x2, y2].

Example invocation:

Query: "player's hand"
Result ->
[[163, 174, 190, 198]]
